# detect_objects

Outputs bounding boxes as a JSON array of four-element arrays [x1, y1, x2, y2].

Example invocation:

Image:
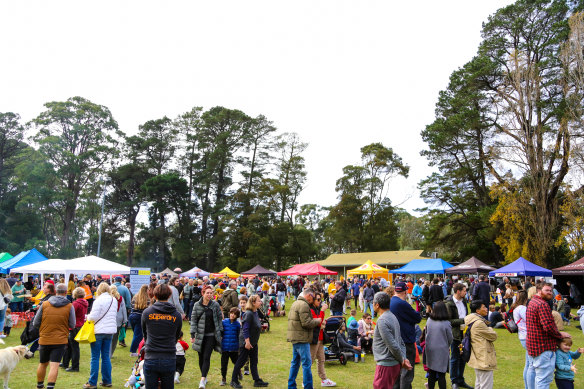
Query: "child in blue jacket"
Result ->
[[555, 337, 584, 389], [221, 307, 241, 386]]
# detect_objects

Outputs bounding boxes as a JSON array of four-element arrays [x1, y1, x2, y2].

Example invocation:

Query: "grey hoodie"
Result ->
[[33, 295, 76, 330], [373, 309, 405, 367]]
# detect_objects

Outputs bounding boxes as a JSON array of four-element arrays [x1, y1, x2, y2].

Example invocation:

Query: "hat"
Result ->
[[115, 276, 123, 282], [45, 280, 54, 285], [395, 282, 407, 292]]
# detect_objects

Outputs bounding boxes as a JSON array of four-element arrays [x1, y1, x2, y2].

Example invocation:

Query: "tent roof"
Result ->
[[0, 248, 48, 274], [552, 257, 584, 275], [11, 256, 131, 275], [445, 257, 496, 275], [159, 267, 178, 276], [180, 266, 210, 278], [241, 265, 277, 276], [347, 260, 389, 276], [315, 250, 428, 267], [0, 253, 13, 263], [278, 263, 337, 276], [213, 267, 239, 278], [488, 257, 552, 277], [389, 258, 453, 274]]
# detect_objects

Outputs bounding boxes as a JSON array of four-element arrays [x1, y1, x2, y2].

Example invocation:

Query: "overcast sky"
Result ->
[[1, 0, 514, 214]]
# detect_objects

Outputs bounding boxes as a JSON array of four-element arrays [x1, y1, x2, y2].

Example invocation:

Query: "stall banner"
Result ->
[[130, 268, 151, 295]]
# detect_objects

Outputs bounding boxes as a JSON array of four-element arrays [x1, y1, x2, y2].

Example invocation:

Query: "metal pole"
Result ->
[[97, 178, 107, 257]]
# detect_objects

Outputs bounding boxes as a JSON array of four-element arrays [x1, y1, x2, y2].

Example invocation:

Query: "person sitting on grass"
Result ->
[[488, 305, 505, 328], [337, 322, 362, 360], [358, 313, 374, 354]]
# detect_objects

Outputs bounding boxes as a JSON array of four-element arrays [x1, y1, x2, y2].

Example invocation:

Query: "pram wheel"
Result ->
[[339, 353, 347, 365]]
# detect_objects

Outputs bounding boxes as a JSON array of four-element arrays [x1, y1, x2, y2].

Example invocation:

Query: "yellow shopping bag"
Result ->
[[74, 320, 96, 344]]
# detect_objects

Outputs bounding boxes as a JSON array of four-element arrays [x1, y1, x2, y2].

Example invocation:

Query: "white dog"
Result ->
[[0, 344, 28, 389]]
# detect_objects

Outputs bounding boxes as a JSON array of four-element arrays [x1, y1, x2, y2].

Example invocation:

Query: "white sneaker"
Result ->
[[321, 379, 337, 387], [174, 372, 180, 384], [199, 378, 206, 388]]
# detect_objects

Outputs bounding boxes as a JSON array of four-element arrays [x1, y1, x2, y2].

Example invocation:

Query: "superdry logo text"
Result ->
[[148, 313, 177, 322]]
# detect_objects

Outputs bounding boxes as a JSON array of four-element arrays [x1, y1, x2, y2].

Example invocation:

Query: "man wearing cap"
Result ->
[[390, 282, 421, 389]]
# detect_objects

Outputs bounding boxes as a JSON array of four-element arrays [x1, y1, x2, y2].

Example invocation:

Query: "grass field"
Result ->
[[3, 301, 584, 389]]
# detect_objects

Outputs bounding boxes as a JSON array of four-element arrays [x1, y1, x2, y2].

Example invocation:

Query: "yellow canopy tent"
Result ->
[[211, 267, 240, 279], [347, 260, 390, 280]]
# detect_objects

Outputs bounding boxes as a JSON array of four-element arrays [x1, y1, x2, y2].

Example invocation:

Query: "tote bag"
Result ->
[[74, 296, 114, 344]]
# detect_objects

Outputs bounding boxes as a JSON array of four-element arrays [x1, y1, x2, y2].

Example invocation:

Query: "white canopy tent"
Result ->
[[12, 255, 131, 283]]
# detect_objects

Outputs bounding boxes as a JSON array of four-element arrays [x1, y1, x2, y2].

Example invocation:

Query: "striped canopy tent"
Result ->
[[0, 253, 13, 263], [211, 267, 240, 279], [347, 260, 389, 278]]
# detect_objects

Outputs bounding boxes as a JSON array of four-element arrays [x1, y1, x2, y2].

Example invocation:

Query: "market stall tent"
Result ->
[[0, 248, 48, 274], [445, 256, 496, 275], [488, 257, 552, 277], [211, 267, 240, 279], [159, 267, 178, 277], [0, 253, 13, 263], [347, 260, 389, 278], [180, 266, 210, 278], [552, 257, 584, 275], [241, 265, 277, 277], [389, 258, 453, 274], [278, 263, 337, 276]]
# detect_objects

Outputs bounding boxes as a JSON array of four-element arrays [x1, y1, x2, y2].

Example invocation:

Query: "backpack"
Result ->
[[503, 310, 518, 333], [461, 321, 475, 363]]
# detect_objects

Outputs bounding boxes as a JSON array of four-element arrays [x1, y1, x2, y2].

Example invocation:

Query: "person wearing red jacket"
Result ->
[[62, 287, 88, 372], [310, 292, 336, 387]]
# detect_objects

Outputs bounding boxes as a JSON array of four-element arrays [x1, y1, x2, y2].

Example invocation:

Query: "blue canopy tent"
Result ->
[[488, 257, 552, 277], [389, 258, 453, 274], [0, 248, 48, 274]]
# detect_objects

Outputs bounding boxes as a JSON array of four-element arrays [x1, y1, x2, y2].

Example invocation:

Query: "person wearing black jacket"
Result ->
[[471, 275, 491, 308], [141, 284, 182, 389], [330, 282, 346, 316], [427, 278, 444, 307], [230, 295, 269, 388]]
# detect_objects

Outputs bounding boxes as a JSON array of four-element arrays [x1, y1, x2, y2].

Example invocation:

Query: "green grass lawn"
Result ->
[[4, 301, 584, 388]]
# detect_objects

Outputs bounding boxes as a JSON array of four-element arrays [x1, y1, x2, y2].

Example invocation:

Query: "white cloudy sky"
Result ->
[[1, 0, 513, 214]]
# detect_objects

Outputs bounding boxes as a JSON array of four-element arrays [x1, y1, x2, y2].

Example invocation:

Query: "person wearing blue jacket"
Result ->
[[220, 307, 241, 386], [555, 337, 584, 389]]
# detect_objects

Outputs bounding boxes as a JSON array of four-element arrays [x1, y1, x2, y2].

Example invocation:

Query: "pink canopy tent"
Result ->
[[278, 263, 337, 276]]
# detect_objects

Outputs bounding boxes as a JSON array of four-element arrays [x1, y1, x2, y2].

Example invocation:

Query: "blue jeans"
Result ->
[[129, 313, 143, 353], [527, 350, 555, 389], [89, 334, 113, 386], [332, 311, 343, 317], [143, 358, 175, 389], [364, 302, 374, 316], [9, 301, 23, 312], [450, 339, 466, 385], [0, 306, 6, 334], [288, 343, 312, 389], [520, 339, 532, 389], [277, 291, 286, 307]]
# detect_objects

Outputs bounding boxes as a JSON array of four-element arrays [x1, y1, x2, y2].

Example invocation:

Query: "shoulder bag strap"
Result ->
[[94, 296, 114, 325]]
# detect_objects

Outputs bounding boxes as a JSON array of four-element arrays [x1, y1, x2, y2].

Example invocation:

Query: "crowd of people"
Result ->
[[0, 270, 583, 388]]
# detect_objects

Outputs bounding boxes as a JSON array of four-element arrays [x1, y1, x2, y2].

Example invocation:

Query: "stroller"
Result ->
[[323, 316, 354, 365], [125, 347, 145, 388], [258, 306, 270, 332], [415, 297, 428, 319]]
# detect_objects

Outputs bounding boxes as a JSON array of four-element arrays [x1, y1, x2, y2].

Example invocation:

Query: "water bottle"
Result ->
[[361, 351, 365, 362], [354, 353, 359, 362]]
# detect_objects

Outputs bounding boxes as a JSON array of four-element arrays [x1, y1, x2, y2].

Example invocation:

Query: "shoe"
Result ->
[[83, 384, 97, 389], [220, 379, 227, 386], [174, 372, 180, 384], [244, 370, 250, 375], [59, 363, 65, 368], [130, 352, 139, 357], [0, 334, 6, 338], [238, 372, 243, 381], [452, 385, 459, 389], [230, 382, 243, 389], [99, 383, 112, 388], [459, 383, 474, 389], [199, 378, 206, 389], [321, 379, 337, 387], [119, 341, 127, 347], [66, 367, 79, 372], [254, 379, 269, 387]]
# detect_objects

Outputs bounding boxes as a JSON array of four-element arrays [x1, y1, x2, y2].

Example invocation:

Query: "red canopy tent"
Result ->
[[278, 263, 337, 276], [552, 257, 584, 275]]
